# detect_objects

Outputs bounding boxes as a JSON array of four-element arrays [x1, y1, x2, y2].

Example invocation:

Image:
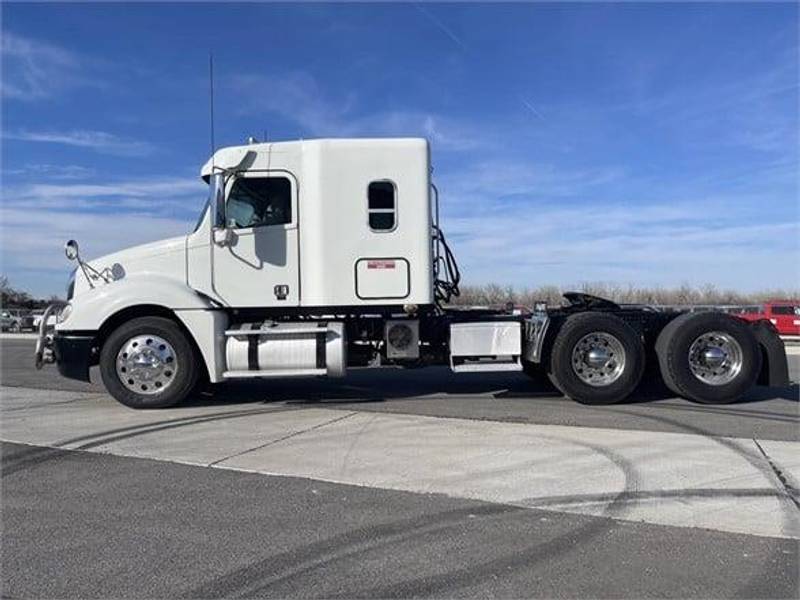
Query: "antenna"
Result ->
[[209, 53, 216, 169]]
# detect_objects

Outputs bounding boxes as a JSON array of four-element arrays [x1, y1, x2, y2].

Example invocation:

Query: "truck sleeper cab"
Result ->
[[36, 137, 790, 409]]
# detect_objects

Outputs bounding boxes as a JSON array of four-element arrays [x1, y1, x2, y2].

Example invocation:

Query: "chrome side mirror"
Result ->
[[65, 240, 80, 261], [209, 172, 233, 247], [209, 172, 226, 230], [213, 227, 233, 246]]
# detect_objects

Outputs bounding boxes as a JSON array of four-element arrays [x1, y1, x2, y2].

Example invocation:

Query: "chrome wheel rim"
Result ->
[[571, 332, 626, 387], [116, 334, 177, 395], [688, 331, 742, 386]]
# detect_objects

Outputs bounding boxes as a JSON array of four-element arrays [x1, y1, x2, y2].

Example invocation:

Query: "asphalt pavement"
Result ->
[[1, 336, 799, 598], [2, 338, 798, 440], [3, 441, 798, 599]]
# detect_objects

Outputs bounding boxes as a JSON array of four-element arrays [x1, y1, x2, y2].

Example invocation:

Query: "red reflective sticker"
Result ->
[[367, 260, 396, 270]]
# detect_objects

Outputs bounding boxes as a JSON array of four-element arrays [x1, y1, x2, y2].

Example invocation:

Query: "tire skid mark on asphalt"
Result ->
[[3, 387, 797, 542], [518, 487, 789, 507], [1, 394, 107, 412], [207, 411, 359, 467], [0, 444, 70, 478], [639, 402, 800, 424], [615, 408, 800, 532], [611, 408, 800, 598], [752, 438, 800, 510], [0, 405, 308, 478], [188, 431, 643, 599], [338, 413, 379, 479], [401, 439, 674, 491], [67, 407, 299, 449], [183, 503, 526, 599], [329, 432, 643, 598], [321, 392, 799, 433]]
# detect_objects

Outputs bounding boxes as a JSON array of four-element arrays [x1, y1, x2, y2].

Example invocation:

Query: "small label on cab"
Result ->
[[367, 260, 396, 270]]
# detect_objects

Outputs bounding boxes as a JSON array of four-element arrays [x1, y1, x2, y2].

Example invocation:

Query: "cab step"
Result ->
[[222, 368, 327, 379], [225, 322, 332, 337]]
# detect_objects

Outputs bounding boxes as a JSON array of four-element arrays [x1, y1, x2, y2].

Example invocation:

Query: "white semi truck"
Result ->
[[35, 138, 789, 408]]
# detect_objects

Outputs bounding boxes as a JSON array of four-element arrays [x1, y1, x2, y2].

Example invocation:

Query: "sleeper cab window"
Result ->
[[368, 180, 396, 232], [226, 176, 292, 229]]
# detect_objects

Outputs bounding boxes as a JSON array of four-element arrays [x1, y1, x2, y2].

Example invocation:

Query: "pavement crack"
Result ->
[[208, 411, 359, 467], [752, 437, 800, 511]]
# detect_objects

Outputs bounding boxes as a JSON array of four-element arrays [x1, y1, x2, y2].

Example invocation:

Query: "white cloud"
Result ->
[[440, 196, 799, 291], [3, 164, 95, 180], [4, 129, 155, 157], [231, 72, 480, 151], [1, 32, 91, 101], [4, 177, 202, 203], [1, 206, 194, 295], [436, 159, 625, 204], [0, 175, 208, 296]]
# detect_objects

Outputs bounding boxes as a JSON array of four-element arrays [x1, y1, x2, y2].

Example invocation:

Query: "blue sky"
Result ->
[[2, 2, 798, 298]]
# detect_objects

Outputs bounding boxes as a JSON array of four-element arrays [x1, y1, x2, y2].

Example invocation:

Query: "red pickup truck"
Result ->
[[734, 300, 800, 336]]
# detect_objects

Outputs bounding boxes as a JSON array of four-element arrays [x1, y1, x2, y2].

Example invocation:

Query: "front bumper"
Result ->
[[53, 333, 95, 382]]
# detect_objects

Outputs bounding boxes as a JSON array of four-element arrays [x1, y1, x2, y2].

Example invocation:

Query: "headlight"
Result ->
[[58, 304, 73, 324]]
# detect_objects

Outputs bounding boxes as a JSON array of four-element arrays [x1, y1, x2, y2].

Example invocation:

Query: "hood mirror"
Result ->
[[65, 240, 80, 262]]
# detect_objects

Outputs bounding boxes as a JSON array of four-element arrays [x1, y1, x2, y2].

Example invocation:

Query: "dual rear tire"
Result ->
[[538, 311, 761, 405], [655, 312, 761, 404], [547, 313, 645, 405]]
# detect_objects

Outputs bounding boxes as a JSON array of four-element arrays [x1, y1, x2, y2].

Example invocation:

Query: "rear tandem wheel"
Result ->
[[655, 312, 761, 404], [547, 312, 646, 405]]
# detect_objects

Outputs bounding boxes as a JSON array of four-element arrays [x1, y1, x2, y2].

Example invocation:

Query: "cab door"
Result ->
[[211, 171, 299, 307]]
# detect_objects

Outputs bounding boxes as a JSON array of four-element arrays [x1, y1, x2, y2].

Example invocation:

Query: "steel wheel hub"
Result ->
[[688, 331, 742, 386], [116, 334, 177, 395], [571, 332, 626, 387]]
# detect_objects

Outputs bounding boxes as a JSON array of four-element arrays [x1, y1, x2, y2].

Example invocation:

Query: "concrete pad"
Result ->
[[222, 411, 800, 539], [0, 388, 349, 467], [63, 407, 357, 467], [0, 386, 106, 411], [2, 386, 798, 540], [1, 387, 260, 449]]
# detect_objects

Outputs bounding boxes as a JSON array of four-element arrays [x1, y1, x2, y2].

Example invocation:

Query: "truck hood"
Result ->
[[73, 236, 187, 297]]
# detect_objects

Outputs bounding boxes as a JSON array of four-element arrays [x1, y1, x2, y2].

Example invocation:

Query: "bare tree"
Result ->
[[451, 282, 799, 308]]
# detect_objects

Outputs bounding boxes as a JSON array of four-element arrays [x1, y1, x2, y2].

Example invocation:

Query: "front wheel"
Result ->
[[99, 317, 198, 409], [549, 313, 645, 405]]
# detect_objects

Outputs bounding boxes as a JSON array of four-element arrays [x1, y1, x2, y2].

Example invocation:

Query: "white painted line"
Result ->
[[1, 386, 798, 540]]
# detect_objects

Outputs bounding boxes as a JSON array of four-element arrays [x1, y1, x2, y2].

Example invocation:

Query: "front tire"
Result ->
[[655, 312, 760, 404], [100, 317, 198, 409], [549, 313, 645, 405]]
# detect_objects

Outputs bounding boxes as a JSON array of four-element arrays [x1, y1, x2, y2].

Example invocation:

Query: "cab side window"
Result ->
[[227, 177, 292, 229], [368, 180, 396, 231]]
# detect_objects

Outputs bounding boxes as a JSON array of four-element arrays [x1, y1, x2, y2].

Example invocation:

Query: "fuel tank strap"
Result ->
[[248, 323, 261, 370]]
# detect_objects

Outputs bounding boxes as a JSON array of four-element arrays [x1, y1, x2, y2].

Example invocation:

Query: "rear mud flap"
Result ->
[[749, 320, 790, 387]]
